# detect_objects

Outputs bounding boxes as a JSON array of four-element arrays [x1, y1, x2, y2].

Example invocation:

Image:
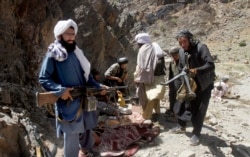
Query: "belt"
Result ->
[[57, 98, 84, 123]]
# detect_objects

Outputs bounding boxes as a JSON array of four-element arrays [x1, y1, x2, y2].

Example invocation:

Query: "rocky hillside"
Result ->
[[0, 0, 249, 156]]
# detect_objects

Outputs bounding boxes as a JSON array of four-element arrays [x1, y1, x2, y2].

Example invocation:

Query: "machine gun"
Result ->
[[161, 52, 196, 102]]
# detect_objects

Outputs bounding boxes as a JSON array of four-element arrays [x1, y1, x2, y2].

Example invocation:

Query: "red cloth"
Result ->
[[94, 123, 159, 156]]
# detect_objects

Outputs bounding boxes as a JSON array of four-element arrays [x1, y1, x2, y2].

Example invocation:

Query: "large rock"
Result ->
[[0, 113, 31, 157], [0, 0, 138, 109]]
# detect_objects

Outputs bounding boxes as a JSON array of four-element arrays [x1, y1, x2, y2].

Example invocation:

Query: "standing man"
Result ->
[[39, 19, 104, 157], [170, 30, 215, 146], [165, 47, 182, 119], [134, 33, 165, 122]]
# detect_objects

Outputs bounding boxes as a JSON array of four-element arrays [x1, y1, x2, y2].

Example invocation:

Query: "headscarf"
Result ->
[[51, 19, 90, 81], [134, 33, 152, 44], [54, 19, 78, 40], [221, 75, 229, 82]]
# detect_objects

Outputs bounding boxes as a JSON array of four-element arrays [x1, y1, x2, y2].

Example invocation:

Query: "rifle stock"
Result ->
[[36, 92, 58, 107]]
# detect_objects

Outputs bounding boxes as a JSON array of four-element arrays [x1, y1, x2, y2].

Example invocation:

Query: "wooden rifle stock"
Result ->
[[36, 92, 59, 107]]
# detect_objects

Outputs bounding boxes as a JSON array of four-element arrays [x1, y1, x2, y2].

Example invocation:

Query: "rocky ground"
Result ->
[[134, 75, 250, 157]]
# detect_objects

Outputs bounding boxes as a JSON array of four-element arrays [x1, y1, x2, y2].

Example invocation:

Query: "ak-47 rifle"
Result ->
[[161, 52, 196, 101], [36, 86, 130, 107]]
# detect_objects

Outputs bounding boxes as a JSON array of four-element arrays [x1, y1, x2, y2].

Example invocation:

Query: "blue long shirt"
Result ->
[[39, 50, 101, 136]]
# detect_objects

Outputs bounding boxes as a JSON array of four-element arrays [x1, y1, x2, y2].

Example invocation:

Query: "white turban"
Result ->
[[53, 19, 78, 40], [134, 33, 151, 44], [51, 19, 91, 81]]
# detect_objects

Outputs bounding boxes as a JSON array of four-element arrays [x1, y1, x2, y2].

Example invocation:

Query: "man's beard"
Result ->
[[60, 38, 76, 52]]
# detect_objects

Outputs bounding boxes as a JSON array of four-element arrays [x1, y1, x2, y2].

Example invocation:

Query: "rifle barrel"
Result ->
[[161, 71, 186, 86]]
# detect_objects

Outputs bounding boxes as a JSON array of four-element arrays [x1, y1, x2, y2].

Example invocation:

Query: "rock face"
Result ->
[[0, 0, 137, 87], [0, 0, 139, 107], [0, 111, 30, 157]]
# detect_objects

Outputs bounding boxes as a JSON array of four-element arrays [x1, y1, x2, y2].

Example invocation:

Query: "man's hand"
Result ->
[[61, 88, 73, 101], [122, 73, 128, 81], [100, 90, 107, 96], [116, 77, 123, 83], [101, 84, 109, 90], [189, 68, 197, 75]]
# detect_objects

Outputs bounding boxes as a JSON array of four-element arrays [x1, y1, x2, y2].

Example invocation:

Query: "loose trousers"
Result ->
[[64, 130, 94, 157], [178, 84, 213, 137]]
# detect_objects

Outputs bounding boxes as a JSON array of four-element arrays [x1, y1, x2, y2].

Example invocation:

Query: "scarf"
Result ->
[[48, 41, 90, 81]]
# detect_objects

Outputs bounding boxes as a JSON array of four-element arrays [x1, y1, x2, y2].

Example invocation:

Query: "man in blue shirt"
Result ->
[[39, 19, 105, 157]]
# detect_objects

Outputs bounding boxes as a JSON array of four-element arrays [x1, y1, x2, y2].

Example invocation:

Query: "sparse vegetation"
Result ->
[[239, 40, 247, 47]]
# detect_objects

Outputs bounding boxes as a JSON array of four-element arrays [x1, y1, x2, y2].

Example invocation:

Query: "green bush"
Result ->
[[239, 40, 247, 47]]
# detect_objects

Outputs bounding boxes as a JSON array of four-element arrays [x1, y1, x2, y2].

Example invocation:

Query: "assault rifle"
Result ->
[[36, 86, 130, 107]]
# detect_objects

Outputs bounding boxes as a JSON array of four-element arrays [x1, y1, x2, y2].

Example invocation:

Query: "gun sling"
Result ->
[[57, 97, 84, 124]]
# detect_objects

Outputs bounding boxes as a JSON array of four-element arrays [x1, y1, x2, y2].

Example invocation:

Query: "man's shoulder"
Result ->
[[111, 63, 119, 68], [107, 63, 119, 72], [196, 42, 208, 51]]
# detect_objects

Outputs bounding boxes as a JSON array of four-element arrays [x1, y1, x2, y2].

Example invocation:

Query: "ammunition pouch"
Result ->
[[70, 87, 97, 111], [84, 96, 97, 112]]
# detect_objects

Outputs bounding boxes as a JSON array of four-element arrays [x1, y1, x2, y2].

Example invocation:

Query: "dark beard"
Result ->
[[60, 38, 76, 52]]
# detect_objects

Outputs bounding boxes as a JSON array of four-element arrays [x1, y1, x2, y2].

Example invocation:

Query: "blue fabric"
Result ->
[[39, 49, 100, 153], [64, 132, 79, 157], [79, 130, 95, 149]]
